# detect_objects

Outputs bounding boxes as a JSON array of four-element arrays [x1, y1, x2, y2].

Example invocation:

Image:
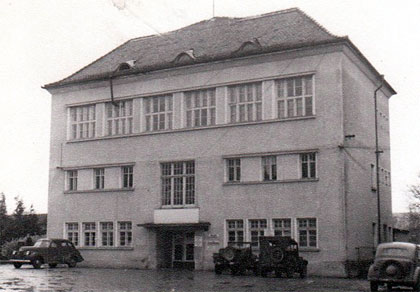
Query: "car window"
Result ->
[[61, 242, 67, 247], [50, 242, 57, 248], [34, 240, 50, 248]]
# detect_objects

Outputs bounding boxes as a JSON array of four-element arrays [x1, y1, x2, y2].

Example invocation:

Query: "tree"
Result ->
[[408, 176, 420, 243], [0, 193, 8, 246]]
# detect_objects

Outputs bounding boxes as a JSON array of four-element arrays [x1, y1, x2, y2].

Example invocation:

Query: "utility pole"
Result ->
[[374, 75, 384, 244]]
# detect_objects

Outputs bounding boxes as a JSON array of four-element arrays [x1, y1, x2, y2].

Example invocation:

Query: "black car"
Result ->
[[213, 242, 259, 275], [368, 242, 420, 291], [9, 238, 84, 269], [258, 236, 308, 278]]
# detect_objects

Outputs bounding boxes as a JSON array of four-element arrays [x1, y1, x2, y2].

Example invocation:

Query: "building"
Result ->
[[43, 8, 396, 276]]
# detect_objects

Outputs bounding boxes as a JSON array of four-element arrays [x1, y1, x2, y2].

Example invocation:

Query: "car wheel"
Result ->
[[215, 265, 223, 275], [370, 281, 378, 292], [32, 258, 43, 269], [13, 263, 22, 269], [48, 263, 57, 268], [221, 247, 236, 261], [270, 247, 284, 263], [67, 257, 77, 268], [230, 266, 238, 275]]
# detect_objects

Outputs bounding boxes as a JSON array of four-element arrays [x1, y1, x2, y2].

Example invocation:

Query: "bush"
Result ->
[[1, 235, 44, 259]]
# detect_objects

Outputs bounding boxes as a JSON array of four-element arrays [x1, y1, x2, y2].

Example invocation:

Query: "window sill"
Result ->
[[65, 116, 316, 144], [299, 247, 320, 252], [223, 178, 318, 186], [160, 205, 197, 209], [64, 188, 135, 194], [78, 246, 134, 251]]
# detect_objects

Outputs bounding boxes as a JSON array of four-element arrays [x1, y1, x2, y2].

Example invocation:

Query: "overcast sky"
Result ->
[[1, 0, 419, 214]]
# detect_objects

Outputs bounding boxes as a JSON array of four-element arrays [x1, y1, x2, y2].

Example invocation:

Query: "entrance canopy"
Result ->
[[138, 222, 210, 231]]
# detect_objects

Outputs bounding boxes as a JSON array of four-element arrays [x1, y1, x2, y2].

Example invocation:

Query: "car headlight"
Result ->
[[12, 251, 17, 255], [25, 251, 32, 256]]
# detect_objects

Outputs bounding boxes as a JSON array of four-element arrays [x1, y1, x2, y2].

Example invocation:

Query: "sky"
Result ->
[[0, 0, 419, 214]]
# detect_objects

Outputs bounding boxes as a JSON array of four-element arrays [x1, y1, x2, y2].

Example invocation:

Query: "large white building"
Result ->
[[44, 8, 396, 276]]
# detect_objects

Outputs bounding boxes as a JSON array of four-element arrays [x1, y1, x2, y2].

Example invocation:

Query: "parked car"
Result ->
[[258, 236, 308, 278], [213, 242, 259, 275], [9, 238, 83, 269], [368, 242, 420, 291]]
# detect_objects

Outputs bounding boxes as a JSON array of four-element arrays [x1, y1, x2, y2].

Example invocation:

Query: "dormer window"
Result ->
[[117, 60, 136, 71]]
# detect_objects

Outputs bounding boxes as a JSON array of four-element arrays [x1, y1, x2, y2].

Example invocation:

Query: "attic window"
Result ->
[[234, 39, 262, 56], [173, 50, 195, 65], [117, 60, 136, 71]]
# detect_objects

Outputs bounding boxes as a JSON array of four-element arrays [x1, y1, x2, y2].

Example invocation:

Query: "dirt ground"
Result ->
[[0, 263, 399, 292]]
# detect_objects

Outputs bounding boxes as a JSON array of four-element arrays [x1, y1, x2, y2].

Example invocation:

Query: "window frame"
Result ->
[[69, 104, 96, 140], [226, 158, 241, 182], [262, 156, 277, 181], [118, 221, 133, 247], [300, 153, 317, 179], [185, 88, 216, 128], [67, 170, 78, 191], [105, 100, 133, 136], [226, 219, 244, 245], [122, 166, 134, 189], [273, 218, 292, 237], [65, 222, 79, 246], [248, 219, 267, 248], [297, 218, 317, 248], [228, 82, 263, 123], [100, 222, 114, 247], [82, 222, 97, 247], [276, 75, 314, 119], [161, 161, 195, 208], [94, 168, 105, 190], [144, 94, 173, 132]]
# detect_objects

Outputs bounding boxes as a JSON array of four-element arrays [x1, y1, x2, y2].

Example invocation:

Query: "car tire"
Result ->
[[32, 258, 43, 269], [221, 247, 236, 261], [48, 263, 57, 268], [370, 281, 378, 292], [67, 257, 77, 268], [270, 247, 284, 263], [214, 265, 223, 275], [230, 266, 238, 275], [13, 263, 22, 269]]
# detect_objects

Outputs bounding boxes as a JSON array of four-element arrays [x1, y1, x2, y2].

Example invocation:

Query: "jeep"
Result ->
[[213, 242, 258, 275], [258, 236, 308, 278], [368, 242, 420, 291]]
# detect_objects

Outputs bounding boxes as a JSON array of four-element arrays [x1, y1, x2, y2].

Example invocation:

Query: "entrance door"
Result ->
[[172, 232, 195, 269]]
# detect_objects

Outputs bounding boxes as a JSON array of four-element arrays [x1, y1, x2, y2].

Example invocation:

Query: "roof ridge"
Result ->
[[235, 7, 300, 22], [295, 8, 341, 38]]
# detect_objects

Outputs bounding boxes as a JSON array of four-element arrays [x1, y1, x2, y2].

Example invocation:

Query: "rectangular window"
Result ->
[[144, 95, 173, 131], [83, 222, 96, 247], [228, 82, 262, 123], [226, 158, 241, 182], [94, 168, 105, 190], [100, 222, 114, 247], [276, 75, 313, 119], [69, 104, 96, 140], [273, 219, 291, 237], [185, 88, 216, 128], [262, 156, 277, 181], [66, 223, 79, 246], [67, 170, 78, 191], [226, 220, 244, 244], [106, 100, 133, 136], [301, 153, 316, 179], [297, 218, 317, 248], [122, 166, 133, 188], [118, 221, 132, 247], [161, 161, 195, 207], [249, 219, 267, 247]]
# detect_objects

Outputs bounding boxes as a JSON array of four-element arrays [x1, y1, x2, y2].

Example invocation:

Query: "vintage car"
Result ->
[[9, 238, 83, 269], [213, 242, 259, 275], [258, 236, 308, 278], [368, 242, 420, 291]]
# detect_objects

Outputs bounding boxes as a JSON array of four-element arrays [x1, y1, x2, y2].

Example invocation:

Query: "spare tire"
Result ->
[[221, 247, 236, 261], [270, 247, 284, 263]]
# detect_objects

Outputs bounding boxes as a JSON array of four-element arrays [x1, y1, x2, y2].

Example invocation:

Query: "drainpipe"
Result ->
[[109, 69, 119, 107], [374, 75, 384, 244]]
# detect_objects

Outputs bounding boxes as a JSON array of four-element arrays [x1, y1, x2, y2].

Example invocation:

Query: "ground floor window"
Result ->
[[83, 222, 96, 247], [273, 218, 291, 237], [249, 219, 267, 247], [100, 222, 114, 247], [66, 223, 79, 246], [118, 221, 132, 247], [226, 219, 244, 244], [297, 218, 317, 247]]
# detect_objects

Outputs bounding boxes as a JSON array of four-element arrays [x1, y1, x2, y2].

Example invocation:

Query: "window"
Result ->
[[122, 166, 133, 188], [118, 221, 132, 246], [161, 161, 195, 207], [144, 95, 173, 131], [67, 170, 78, 191], [226, 220, 244, 244], [226, 158, 241, 182], [301, 153, 316, 179], [297, 218, 317, 247], [94, 168, 105, 190], [185, 88, 216, 127], [273, 219, 291, 237], [249, 219, 267, 247], [100, 222, 114, 247], [228, 82, 262, 123], [69, 105, 96, 140], [83, 222, 96, 247], [276, 75, 313, 118], [66, 223, 79, 246], [106, 100, 133, 136], [262, 156, 277, 181]]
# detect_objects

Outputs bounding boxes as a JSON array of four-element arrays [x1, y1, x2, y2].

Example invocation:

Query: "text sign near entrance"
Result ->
[[194, 235, 203, 247]]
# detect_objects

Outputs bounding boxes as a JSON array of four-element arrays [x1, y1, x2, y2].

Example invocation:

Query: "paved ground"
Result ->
[[0, 264, 406, 292]]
